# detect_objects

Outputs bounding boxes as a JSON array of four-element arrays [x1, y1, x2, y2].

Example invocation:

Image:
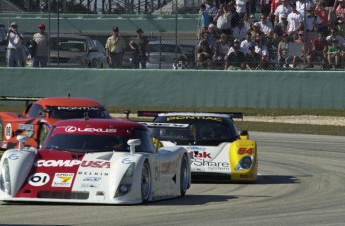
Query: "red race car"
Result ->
[[0, 97, 110, 150]]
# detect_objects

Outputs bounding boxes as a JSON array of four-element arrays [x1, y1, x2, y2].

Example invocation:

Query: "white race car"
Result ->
[[0, 118, 191, 204]]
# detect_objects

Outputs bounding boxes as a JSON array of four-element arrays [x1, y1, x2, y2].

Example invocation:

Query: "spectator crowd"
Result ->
[[196, 0, 345, 69]]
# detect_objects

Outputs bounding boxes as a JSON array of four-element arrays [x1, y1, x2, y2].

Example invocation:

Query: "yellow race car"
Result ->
[[139, 111, 258, 183]]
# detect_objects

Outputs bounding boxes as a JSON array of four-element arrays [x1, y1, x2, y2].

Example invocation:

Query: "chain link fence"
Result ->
[[1, 0, 345, 70]]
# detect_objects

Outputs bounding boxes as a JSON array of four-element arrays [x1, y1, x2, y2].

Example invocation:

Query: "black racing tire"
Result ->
[[37, 124, 49, 149], [180, 155, 189, 197], [141, 161, 152, 202], [0, 119, 3, 147]]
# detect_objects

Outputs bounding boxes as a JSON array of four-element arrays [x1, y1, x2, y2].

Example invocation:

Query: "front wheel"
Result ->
[[141, 161, 151, 202], [180, 155, 189, 197]]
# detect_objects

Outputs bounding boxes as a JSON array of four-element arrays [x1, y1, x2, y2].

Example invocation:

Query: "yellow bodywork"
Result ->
[[229, 135, 258, 182]]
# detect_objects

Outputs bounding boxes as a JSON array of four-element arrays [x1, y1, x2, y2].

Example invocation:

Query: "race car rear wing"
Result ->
[[0, 96, 42, 106], [137, 111, 244, 119]]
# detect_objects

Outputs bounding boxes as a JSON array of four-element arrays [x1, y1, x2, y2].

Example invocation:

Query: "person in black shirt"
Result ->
[[129, 28, 150, 69], [245, 43, 261, 69], [225, 40, 246, 69]]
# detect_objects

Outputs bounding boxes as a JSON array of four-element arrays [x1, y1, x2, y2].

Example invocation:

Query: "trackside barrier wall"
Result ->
[[0, 68, 344, 110]]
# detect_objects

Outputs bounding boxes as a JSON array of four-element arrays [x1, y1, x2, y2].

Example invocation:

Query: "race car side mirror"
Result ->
[[17, 135, 29, 150], [127, 139, 141, 155], [240, 130, 249, 140]]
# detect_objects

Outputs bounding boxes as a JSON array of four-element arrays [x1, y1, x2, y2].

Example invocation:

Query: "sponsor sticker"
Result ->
[[83, 177, 102, 182], [35, 160, 111, 168], [64, 126, 117, 133], [18, 124, 34, 131], [51, 173, 74, 187], [8, 153, 19, 160], [122, 157, 132, 164], [28, 173, 50, 186]]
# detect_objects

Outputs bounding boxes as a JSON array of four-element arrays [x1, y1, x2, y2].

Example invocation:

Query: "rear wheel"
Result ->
[[0, 119, 3, 146], [180, 155, 189, 197], [141, 161, 151, 202]]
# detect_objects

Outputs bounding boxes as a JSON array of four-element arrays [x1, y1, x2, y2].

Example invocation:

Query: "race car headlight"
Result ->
[[0, 158, 11, 195], [235, 156, 253, 170], [115, 162, 135, 198]]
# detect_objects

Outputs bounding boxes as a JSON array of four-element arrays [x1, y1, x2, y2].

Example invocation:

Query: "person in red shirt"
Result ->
[[307, 32, 328, 67], [315, 2, 329, 37]]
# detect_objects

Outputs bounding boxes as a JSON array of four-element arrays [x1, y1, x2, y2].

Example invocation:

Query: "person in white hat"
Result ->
[[6, 22, 24, 67]]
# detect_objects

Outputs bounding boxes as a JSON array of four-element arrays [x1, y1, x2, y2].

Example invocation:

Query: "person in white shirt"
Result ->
[[274, 0, 292, 23], [305, 7, 321, 50], [259, 14, 274, 36], [254, 35, 269, 68], [6, 22, 24, 67], [232, 18, 249, 41], [240, 32, 254, 54], [296, 0, 313, 19], [236, 0, 249, 16], [214, 3, 232, 35], [287, 3, 303, 37], [32, 23, 49, 67]]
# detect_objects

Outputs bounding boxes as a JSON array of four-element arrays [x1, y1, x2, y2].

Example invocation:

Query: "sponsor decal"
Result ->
[[83, 177, 102, 182], [80, 183, 98, 188], [8, 153, 19, 160], [28, 173, 50, 186], [18, 124, 34, 131], [57, 106, 101, 110], [5, 123, 12, 140], [78, 171, 109, 176], [35, 160, 111, 168], [122, 157, 132, 164], [193, 151, 211, 158], [238, 148, 254, 155], [193, 159, 230, 170], [161, 162, 177, 174], [186, 146, 206, 151], [64, 126, 117, 133], [52, 173, 74, 187], [6, 149, 23, 154], [166, 116, 223, 122]]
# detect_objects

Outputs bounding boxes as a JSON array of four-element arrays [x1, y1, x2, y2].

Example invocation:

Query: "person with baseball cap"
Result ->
[[129, 28, 150, 69], [105, 26, 126, 68], [6, 21, 24, 67], [31, 23, 49, 67]]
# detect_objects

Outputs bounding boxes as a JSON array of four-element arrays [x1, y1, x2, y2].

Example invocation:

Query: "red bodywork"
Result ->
[[0, 97, 110, 150]]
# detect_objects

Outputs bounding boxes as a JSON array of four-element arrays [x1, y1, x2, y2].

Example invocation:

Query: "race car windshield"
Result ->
[[46, 106, 110, 119], [150, 121, 237, 145], [44, 134, 129, 153]]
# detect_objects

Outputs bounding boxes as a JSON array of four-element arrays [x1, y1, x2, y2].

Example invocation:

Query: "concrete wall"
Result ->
[[1, 68, 344, 109]]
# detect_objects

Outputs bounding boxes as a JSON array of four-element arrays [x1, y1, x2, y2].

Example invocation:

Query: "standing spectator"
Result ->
[[6, 22, 24, 67], [275, 13, 289, 36], [259, 14, 274, 36], [225, 40, 246, 69], [324, 0, 337, 25], [247, 0, 257, 18], [292, 30, 306, 68], [236, 0, 249, 17], [232, 18, 249, 41], [315, 2, 330, 37], [208, 24, 220, 49], [278, 32, 291, 67], [287, 3, 303, 38], [205, 0, 219, 23], [243, 13, 252, 29], [308, 32, 328, 67], [274, 0, 292, 23], [214, 3, 232, 35], [213, 33, 231, 68], [251, 22, 265, 37], [261, 0, 272, 17], [335, 0, 345, 36], [105, 26, 126, 68], [305, 7, 321, 51], [296, 0, 313, 19], [197, 40, 213, 69], [229, 2, 240, 28], [31, 23, 49, 67], [129, 28, 150, 69], [199, 4, 210, 33], [245, 43, 261, 69]]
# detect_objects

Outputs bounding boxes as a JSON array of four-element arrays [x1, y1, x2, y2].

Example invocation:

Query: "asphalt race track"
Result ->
[[1, 132, 345, 226]]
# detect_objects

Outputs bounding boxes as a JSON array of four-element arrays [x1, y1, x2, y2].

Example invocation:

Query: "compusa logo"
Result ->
[[28, 173, 50, 186]]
